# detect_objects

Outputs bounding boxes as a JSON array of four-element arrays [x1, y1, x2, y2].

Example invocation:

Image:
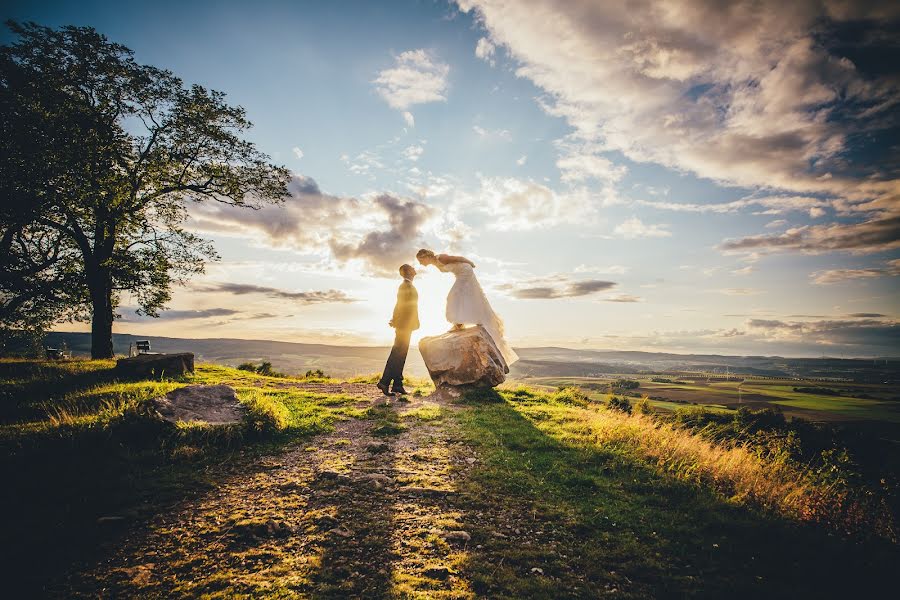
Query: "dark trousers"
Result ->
[[380, 329, 412, 388]]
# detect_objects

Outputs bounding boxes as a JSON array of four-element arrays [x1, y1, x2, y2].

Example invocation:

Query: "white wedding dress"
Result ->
[[438, 261, 519, 366]]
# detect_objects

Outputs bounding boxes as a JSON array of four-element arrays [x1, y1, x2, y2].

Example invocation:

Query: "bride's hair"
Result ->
[[416, 249, 435, 260]]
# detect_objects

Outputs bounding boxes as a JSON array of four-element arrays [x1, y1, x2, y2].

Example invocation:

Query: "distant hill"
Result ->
[[34, 332, 899, 383]]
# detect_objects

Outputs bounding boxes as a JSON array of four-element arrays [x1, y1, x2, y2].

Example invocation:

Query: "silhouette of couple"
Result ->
[[377, 249, 518, 396]]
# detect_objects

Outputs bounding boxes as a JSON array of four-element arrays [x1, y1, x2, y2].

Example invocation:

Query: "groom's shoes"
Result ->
[[377, 381, 395, 396], [391, 386, 408, 395]]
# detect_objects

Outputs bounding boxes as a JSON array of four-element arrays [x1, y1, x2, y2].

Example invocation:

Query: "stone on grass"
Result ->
[[443, 530, 472, 544], [116, 352, 194, 379], [151, 384, 245, 425], [418, 326, 507, 388]]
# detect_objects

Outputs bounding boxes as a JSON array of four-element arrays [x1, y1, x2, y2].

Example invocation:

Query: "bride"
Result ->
[[416, 249, 518, 366]]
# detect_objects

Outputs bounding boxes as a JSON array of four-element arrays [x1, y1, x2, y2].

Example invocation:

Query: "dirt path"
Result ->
[[64, 384, 481, 598]]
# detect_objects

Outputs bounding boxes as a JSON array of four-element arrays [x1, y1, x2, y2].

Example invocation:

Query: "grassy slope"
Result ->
[[452, 389, 897, 598], [0, 359, 365, 594], [1, 360, 897, 597]]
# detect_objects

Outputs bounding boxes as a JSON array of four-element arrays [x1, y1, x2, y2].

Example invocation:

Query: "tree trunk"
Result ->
[[89, 269, 115, 359]]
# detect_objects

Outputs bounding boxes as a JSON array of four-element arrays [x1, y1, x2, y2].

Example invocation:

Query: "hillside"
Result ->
[[39, 332, 900, 383], [1, 359, 897, 597]]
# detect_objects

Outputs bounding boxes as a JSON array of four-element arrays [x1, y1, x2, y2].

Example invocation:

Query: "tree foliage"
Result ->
[[0, 21, 290, 357]]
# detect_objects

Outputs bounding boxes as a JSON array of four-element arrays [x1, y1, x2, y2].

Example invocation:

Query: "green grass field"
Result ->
[[518, 374, 900, 423], [1, 359, 898, 597]]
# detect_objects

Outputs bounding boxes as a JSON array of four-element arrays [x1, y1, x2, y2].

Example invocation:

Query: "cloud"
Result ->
[[720, 216, 900, 255], [374, 49, 449, 117], [402, 111, 415, 127], [292, 147, 304, 160], [498, 275, 617, 299], [402, 145, 425, 161], [574, 264, 629, 275], [516, 155, 527, 166], [329, 194, 434, 272], [188, 174, 436, 276], [613, 217, 671, 239], [475, 36, 496, 65], [603, 294, 643, 303], [458, 0, 900, 276], [473, 125, 512, 140], [457, 0, 899, 200], [200, 283, 357, 304], [638, 195, 832, 216], [746, 317, 900, 351], [766, 219, 788, 229], [557, 149, 627, 184], [810, 258, 900, 284], [118, 307, 240, 322], [719, 287, 762, 296], [463, 176, 598, 230]]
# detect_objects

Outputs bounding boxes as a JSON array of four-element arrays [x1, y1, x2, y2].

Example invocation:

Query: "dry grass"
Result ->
[[521, 396, 895, 539]]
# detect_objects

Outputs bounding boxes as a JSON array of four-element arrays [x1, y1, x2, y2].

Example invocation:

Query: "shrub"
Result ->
[[552, 386, 589, 406], [304, 368, 327, 378], [607, 395, 632, 414], [634, 395, 653, 415], [612, 378, 640, 390], [236, 362, 257, 372]]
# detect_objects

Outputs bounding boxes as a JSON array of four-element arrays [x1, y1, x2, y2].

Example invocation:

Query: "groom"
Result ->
[[377, 264, 420, 396]]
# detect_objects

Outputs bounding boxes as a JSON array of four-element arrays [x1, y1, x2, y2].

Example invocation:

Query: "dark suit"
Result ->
[[380, 279, 419, 389]]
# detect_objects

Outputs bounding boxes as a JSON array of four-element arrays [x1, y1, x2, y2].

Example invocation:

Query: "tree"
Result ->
[[0, 22, 290, 358]]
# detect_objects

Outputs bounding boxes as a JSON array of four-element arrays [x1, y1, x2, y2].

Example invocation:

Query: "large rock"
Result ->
[[151, 384, 246, 425], [419, 326, 507, 388], [116, 352, 194, 379]]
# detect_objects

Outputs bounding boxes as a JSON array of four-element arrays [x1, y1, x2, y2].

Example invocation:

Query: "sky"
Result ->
[[4, 0, 899, 357]]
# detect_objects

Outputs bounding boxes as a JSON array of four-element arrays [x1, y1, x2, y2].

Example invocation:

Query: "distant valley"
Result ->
[[41, 332, 899, 384]]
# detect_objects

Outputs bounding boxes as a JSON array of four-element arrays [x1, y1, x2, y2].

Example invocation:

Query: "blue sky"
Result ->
[[4, 0, 898, 356]]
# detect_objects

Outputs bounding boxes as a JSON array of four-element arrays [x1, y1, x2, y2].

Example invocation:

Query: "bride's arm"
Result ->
[[437, 254, 475, 267]]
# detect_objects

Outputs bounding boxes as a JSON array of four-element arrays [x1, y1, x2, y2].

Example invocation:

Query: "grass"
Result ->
[[453, 387, 898, 597], [522, 374, 900, 422], [0, 358, 364, 595], [3, 359, 898, 597]]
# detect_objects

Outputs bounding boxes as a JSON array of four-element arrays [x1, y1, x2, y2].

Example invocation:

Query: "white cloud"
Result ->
[[292, 147, 304, 160], [187, 174, 436, 276], [613, 217, 671, 239], [473, 125, 512, 140], [516, 155, 527, 166], [810, 259, 900, 284], [464, 176, 598, 230], [456, 0, 900, 264], [575, 264, 629, 275], [475, 36, 497, 65], [402, 145, 425, 162], [374, 49, 449, 124]]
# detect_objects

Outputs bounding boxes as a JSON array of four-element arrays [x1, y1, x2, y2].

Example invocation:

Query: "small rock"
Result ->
[[465, 457, 477, 464], [360, 473, 394, 489], [531, 567, 544, 576], [443, 530, 471, 544], [329, 526, 352, 538]]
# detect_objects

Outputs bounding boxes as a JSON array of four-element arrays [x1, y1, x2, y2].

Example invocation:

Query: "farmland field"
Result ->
[[514, 374, 900, 424]]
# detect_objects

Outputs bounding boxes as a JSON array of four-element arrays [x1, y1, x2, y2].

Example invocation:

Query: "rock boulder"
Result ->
[[116, 352, 194, 379], [419, 326, 507, 388], [151, 384, 246, 425]]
